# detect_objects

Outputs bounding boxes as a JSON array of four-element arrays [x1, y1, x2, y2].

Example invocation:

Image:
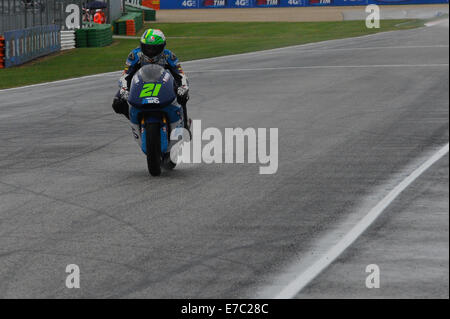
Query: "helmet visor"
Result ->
[[141, 42, 165, 59]]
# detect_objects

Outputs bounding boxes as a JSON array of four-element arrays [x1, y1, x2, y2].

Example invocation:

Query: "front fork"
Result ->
[[138, 116, 169, 155], [129, 105, 185, 155]]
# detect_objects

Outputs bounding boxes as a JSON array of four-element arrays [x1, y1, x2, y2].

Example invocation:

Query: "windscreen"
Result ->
[[138, 64, 166, 83]]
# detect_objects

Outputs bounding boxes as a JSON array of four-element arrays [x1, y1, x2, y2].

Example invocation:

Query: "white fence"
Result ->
[[60, 30, 75, 50]]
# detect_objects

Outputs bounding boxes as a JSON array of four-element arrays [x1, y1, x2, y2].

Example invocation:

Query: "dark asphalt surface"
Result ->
[[297, 155, 449, 298], [0, 21, 448, 298]]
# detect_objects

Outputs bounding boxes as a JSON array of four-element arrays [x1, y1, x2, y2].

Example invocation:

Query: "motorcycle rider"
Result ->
[[112, 28, 190, 128]]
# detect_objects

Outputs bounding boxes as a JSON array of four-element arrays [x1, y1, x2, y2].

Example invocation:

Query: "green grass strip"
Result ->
[[0, 20, 423, 89]]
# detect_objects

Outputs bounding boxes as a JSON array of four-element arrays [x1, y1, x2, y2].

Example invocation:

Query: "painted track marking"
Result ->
[[0, 25, 446, 93], [189, 64, 449, 73], [274, 143, 449, 299]]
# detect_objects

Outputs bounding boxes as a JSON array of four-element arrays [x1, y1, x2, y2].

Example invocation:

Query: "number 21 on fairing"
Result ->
[[140, 83, 162, 98]]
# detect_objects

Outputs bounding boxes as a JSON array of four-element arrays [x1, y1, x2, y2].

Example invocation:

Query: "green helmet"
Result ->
[[140, 29, 166, 59]]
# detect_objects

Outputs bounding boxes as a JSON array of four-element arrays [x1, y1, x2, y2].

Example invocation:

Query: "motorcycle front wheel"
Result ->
[[146, 122, 161, 176]]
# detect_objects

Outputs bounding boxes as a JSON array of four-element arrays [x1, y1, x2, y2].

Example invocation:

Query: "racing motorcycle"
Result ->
[[126, 64, 187, 177]]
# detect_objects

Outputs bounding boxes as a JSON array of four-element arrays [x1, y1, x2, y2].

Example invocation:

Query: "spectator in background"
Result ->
[[94, 9, 106, 24], [100, 9, 106, 23], [82, 8, 89, 22]]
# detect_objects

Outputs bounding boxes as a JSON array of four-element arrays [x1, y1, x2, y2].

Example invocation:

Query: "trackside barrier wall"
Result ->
[[126, 0, 161, 10], [0, 36, 5, 68], [142, 0, 161, 10], [126, 3, 157, 20], [160, 0, 448, 9], [75, 24, 113, 47], [61, 30, 76, 51], [114, 12, 144, 35], [3, 25, 61, 68]]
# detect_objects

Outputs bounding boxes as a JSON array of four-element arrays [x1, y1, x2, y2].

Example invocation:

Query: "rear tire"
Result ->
[[146, 122, 161, 177]]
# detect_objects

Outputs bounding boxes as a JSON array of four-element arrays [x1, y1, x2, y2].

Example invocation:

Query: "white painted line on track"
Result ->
[[0, 71, 122, 93], [274, 142, 449, 299], [425, 18, 449, 27], [1, 61, 446, 94], [296, 45, 449, 53], [0, 26, 435, 93], [189, 64, 449, 73]]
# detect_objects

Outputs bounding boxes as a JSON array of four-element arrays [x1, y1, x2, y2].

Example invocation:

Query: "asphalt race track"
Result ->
[[0, 20, 448, 298]]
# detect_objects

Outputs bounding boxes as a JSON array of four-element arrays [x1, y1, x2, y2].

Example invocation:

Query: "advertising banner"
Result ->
[[254, 0, 281, 7], [370, 0, 446, 4], [229, 0, 253, 7], [3, 25, 61, 68], [334, 0, 367, 5], [281, 0, 306, 6], [160, 0, 448, 9], [177, 0, 200, 9], [307, 0, 333, 6], [201, 0, 228, 8]]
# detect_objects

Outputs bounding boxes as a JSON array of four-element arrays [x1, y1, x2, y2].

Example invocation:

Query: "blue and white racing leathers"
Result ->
[[117, 47, 189, 98]]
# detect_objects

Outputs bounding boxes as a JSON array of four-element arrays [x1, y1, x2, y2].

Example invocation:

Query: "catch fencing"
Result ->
[[0, 0, 85, 34], [0, 0, 126, 34], [0, 1, 121, 68]]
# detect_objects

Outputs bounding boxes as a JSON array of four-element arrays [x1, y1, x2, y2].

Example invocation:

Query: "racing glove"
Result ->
[[177, 85, 189, 105], [112, 97, 129, 119], [118, 75, 130, 100], [120, 88, 129, 101]]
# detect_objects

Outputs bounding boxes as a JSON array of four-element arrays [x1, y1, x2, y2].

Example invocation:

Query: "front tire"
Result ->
[[146, 122, 161, 176]]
